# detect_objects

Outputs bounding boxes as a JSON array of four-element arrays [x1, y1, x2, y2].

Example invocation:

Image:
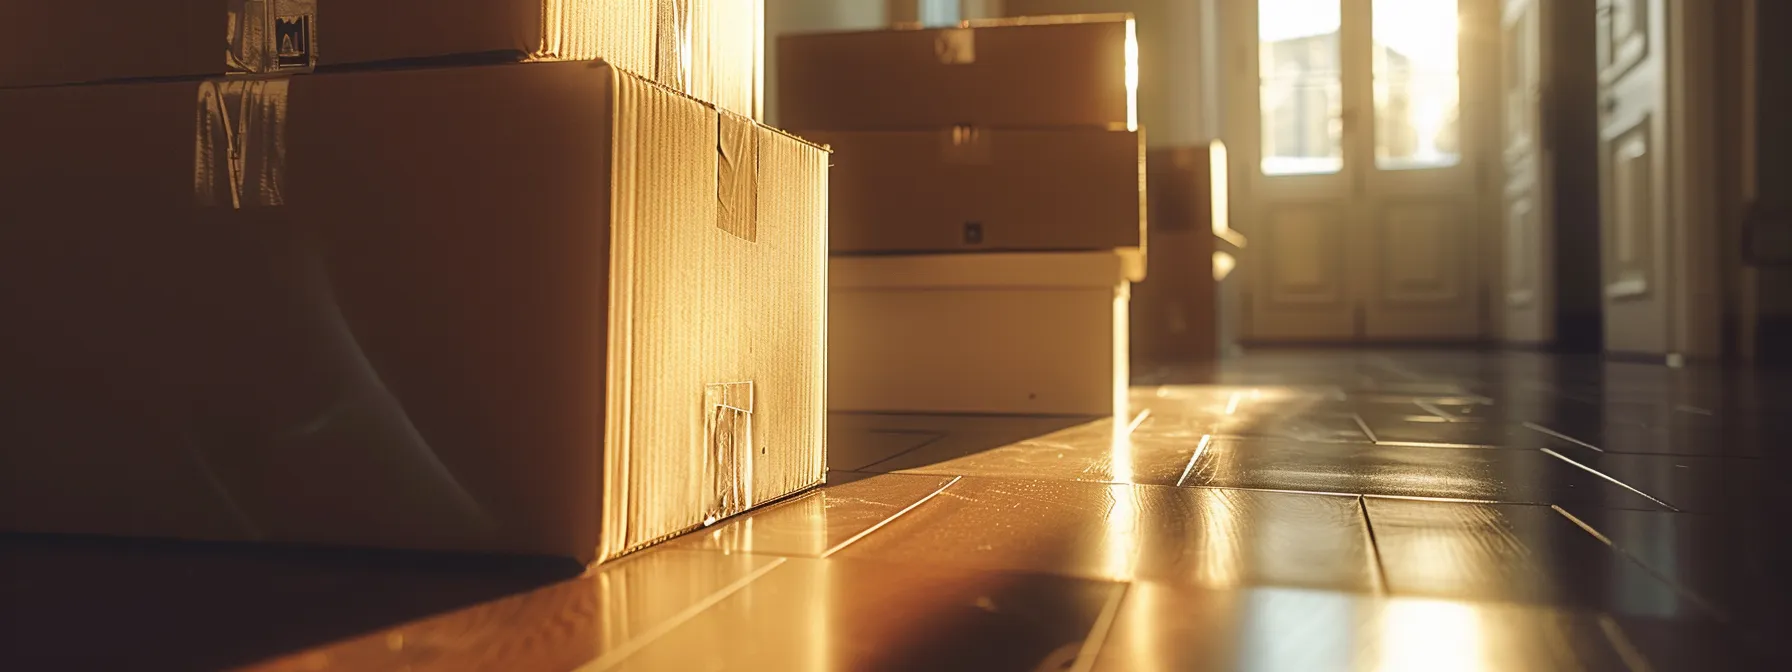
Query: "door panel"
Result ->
[[1598, 0, 1649, 84], [1375, 200, 1463, 305], [1605, 123, 1653, 300], [1265, 203, 1350, 304], [1597, 0, 1668, 354], [1504, 188, 1539, 307]]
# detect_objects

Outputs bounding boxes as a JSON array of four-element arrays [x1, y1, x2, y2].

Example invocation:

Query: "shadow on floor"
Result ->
[[828, 412, 1104, 474], [0, 533, 580, 671]]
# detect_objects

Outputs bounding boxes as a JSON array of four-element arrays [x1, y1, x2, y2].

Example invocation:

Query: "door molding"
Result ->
[[1666, 0, 1723, 357]]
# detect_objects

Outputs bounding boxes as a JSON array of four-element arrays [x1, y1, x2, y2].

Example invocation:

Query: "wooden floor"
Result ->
[[4, 349, 1788, 670]]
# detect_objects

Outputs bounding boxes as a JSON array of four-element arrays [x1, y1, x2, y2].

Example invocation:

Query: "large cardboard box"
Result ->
[[778, 14, 1135, 130], [802, 128, 1145, 256], [0, 60, 824, 562], [0, 0, 762, 118], [830, 253, 1130, 417]]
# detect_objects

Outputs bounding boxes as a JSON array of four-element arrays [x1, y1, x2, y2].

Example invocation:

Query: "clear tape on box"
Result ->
[[657, 0, 694, 93], [934, 28, 975, 64], [194, 78, 290, 209], [703, 381, 755, 524], [227, 0, 318, 75]]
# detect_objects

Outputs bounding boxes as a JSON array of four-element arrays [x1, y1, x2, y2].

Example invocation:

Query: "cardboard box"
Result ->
[[1130, 230, 1217, 368], [0, 60, 825, 563], [1131, 142, 1242, 366], [778, 14, 1136, 130], [830, 253, 1130, 417], [0, 0, 761, 118], [804, 127, 1145, 256]]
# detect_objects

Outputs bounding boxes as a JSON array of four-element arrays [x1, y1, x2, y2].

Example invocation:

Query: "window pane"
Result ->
[[919, 0, 960, 28], [1373, 0, 1461, 170], [1259, 0, 1344, 176]]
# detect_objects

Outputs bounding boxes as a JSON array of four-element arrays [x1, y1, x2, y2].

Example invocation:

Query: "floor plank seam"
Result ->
[[1551, 505, 1733, 622], [1357, 496, 1391, 596], [1069, 582, 1130, 672], [580, 556, 789, 671], [1413, 399, 1463, 422], [852, 430, 950, 472], [1173, 434, 1213, 487], [1522, 421, 1607, 452], [1351, 413, 1381, 444], [820, 475, 962, 558], [1597, 614, 1659, 672], [1539, 448, 1681, 512]]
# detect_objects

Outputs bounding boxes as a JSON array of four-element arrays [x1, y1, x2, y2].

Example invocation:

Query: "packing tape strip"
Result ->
[[704, 381, 756, 522], [657, 0, 694, 93], [195, 77, 291, 209], [716, 112, 760, 242], [228, 0, 318, 75], [935, 27, 975, 64]]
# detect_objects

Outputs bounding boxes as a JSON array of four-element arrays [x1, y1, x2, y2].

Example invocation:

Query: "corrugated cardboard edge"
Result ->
[[592, 60, 829, 564], [595, 61, 630, 564], [755, 121, 830, 506], [529, 1, 660, 98]]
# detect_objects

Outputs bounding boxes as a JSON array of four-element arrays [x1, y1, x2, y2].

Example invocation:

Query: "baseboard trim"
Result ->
[[1758, 314, 1792, 368]]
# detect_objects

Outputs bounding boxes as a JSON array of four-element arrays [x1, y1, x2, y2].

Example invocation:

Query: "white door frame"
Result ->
[[1663, 0, 1722, 358], [1593, 0, 1722, 358], [1497, 0, 1553, 345]]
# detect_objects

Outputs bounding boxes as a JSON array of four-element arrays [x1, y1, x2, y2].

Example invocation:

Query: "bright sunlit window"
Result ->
[[1373, 0, 1462, 170], [1259, 0, 1462, 175], [919, 0, 960, 28], [1258, 0, 1344, 176]]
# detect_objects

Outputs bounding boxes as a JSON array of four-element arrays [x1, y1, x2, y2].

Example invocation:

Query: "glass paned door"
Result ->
[[1242, 0, 1486, 342]]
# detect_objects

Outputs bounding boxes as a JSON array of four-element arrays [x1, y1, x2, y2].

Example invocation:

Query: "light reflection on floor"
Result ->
[[5, 349, 1785, 670]]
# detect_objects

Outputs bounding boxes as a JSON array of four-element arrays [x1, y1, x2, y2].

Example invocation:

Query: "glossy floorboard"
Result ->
[[5, 349, 1789, 670]]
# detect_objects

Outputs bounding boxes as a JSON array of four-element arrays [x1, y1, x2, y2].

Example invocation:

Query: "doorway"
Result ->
[[1493, 0, 1722, 359], [1228, 0, 1495, 342]]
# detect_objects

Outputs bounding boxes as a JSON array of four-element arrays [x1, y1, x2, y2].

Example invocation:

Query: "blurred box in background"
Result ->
[[808, 127, 1144, 255], [778, 14, 1135, 130], [1132, 141, 1240, 370]]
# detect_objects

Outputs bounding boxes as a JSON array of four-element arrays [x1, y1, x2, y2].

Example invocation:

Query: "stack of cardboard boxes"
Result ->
[[780, 14, 1147, 418], [0, 0, 828, 564]]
